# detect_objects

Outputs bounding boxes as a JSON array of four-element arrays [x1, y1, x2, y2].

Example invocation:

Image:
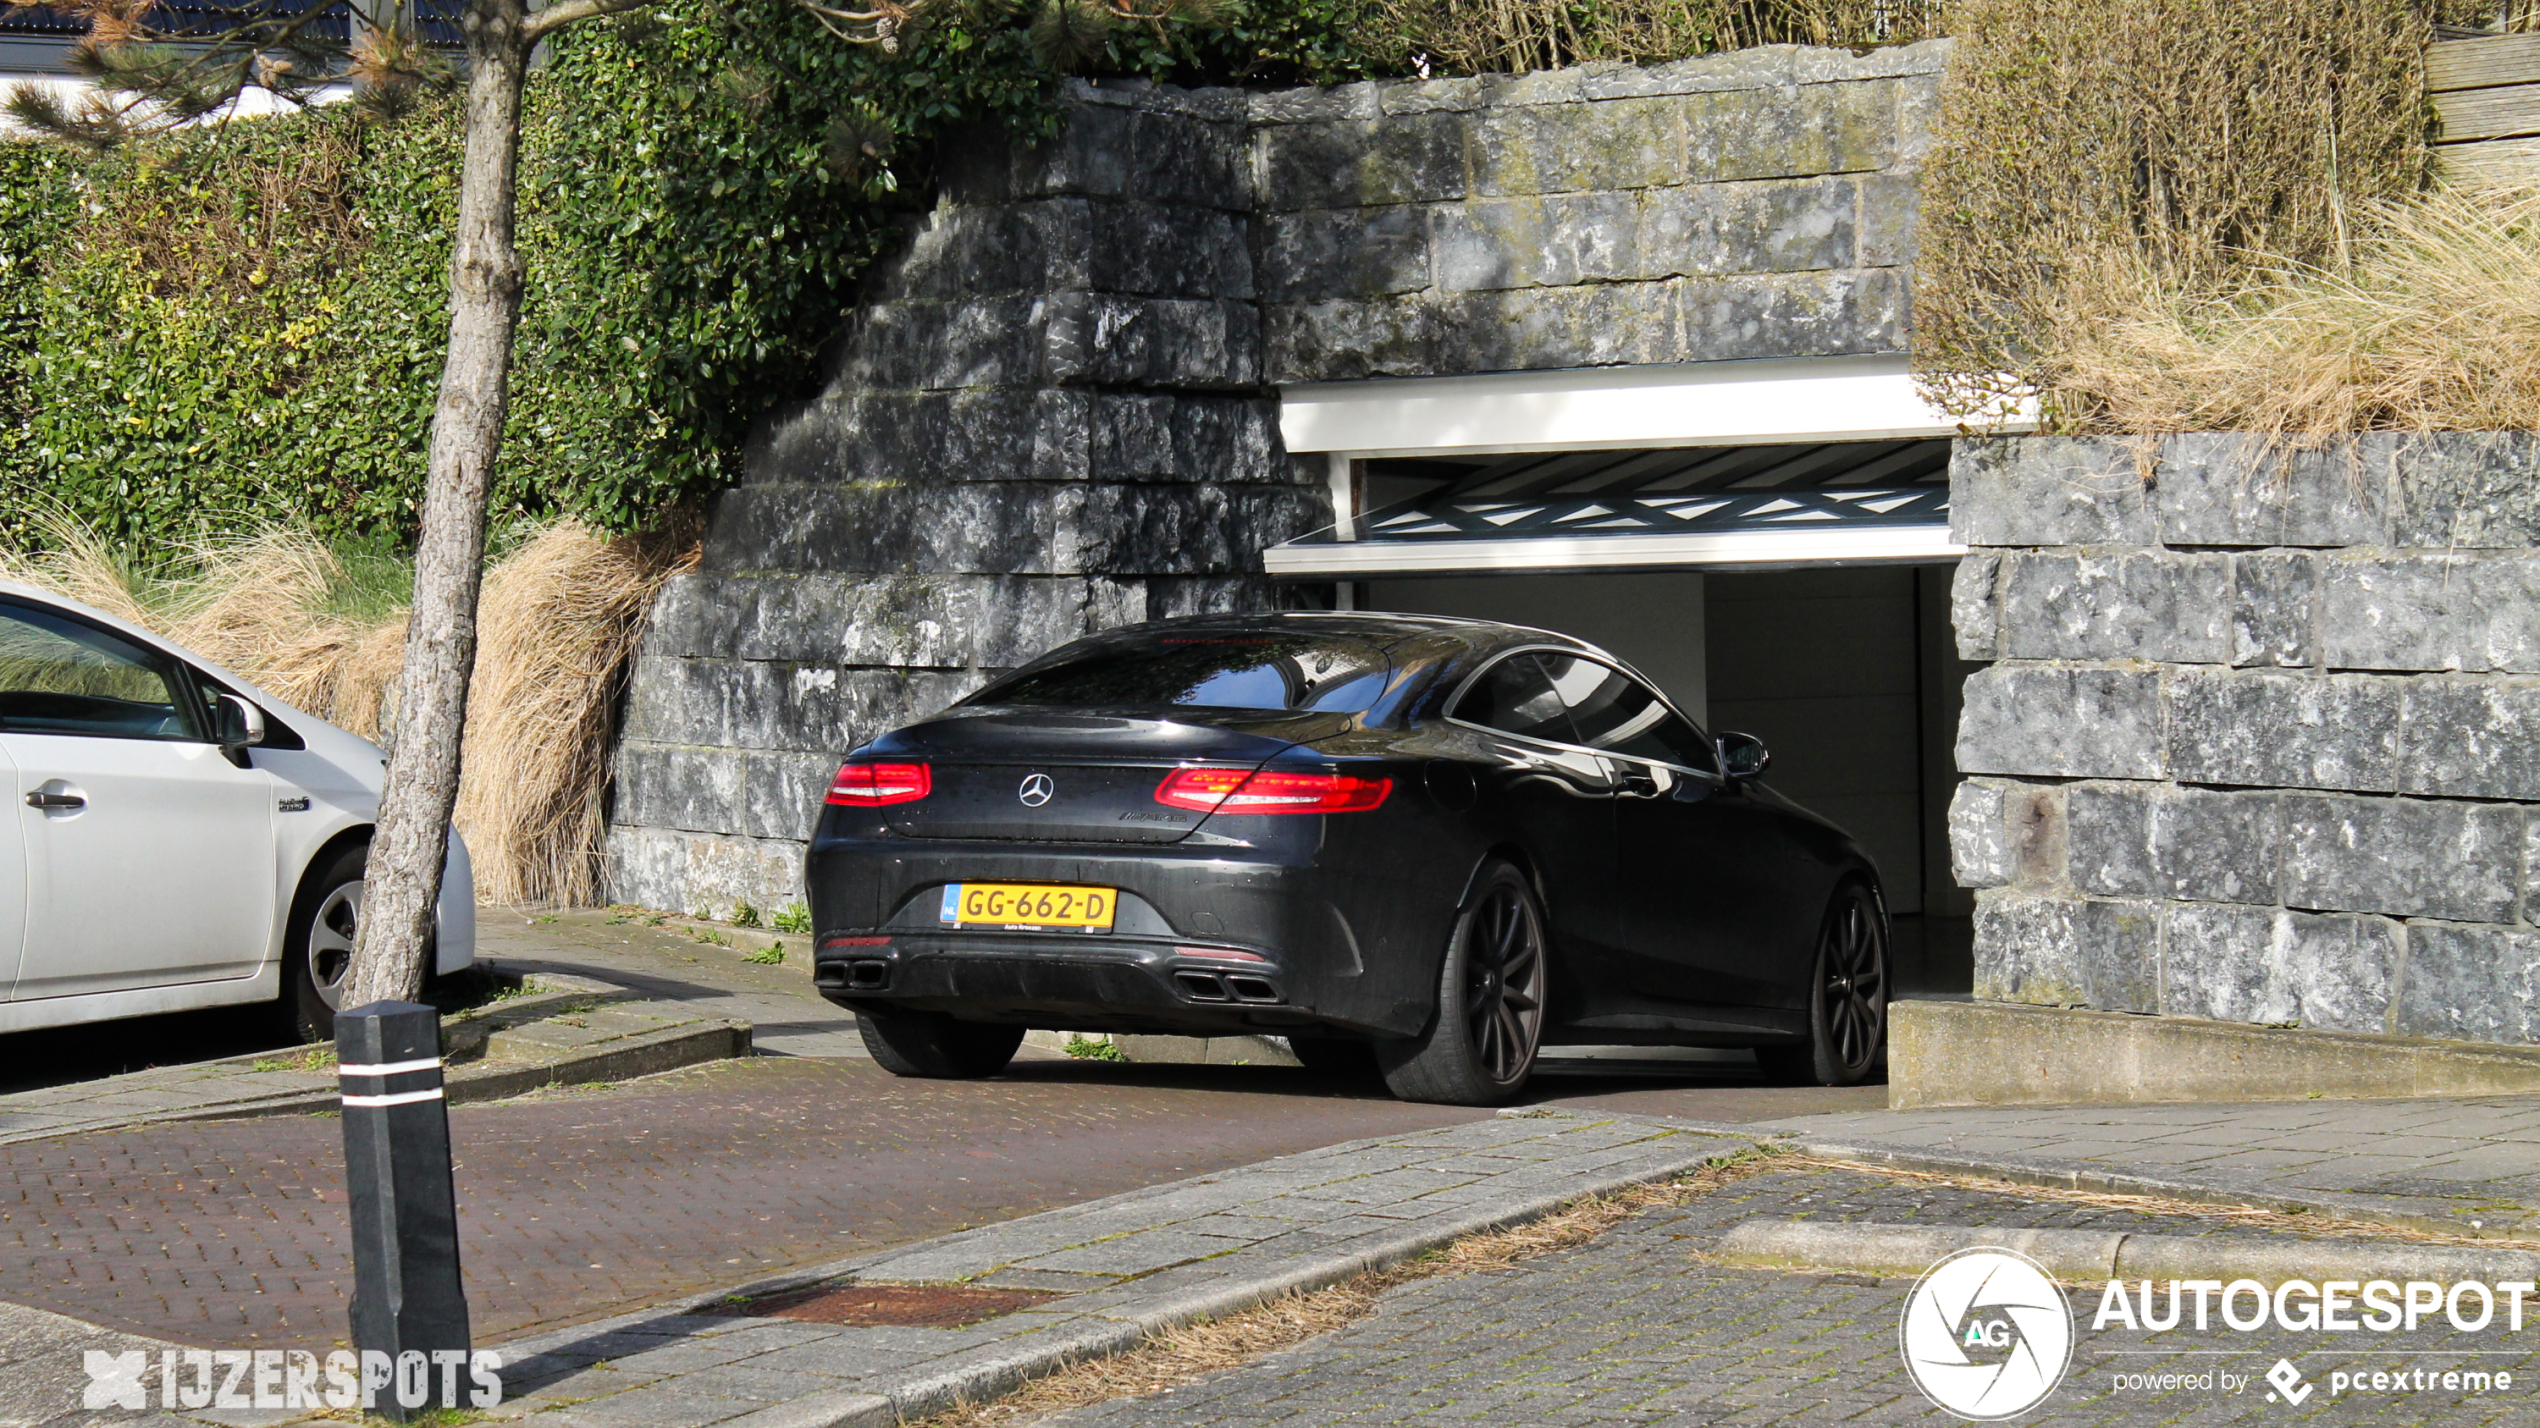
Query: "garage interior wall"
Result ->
[[1366, 574, 1708, 723], [1364, 562, 1974, 991], [1704, 566, 1950, 915]]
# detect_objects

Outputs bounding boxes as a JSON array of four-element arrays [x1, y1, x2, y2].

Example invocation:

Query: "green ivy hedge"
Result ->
[[0, 0, 1382, 551]]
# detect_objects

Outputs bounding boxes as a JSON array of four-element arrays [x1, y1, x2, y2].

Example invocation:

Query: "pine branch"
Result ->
[[522, 0, 657, 46], [3, 78, 136, 149]]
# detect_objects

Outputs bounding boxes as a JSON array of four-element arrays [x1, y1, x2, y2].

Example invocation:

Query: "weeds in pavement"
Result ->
[[691, 928, 733, 949], [772, 903, 814, 934], [251, 1045, 336, 1074], [745, 942, 786, 965], [908, 1146, 1783, 1428], [905, 1141, 2519, 1428], [732, 901, 762, 929], [1061, 1035, 1127, 1063]]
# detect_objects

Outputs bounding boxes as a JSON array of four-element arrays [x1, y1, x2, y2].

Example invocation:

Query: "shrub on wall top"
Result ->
[[0, 0, 1382, 554], [1909, 0, 2513, 429]]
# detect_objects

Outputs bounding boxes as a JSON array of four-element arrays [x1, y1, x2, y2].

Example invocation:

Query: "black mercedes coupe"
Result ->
[[805, 612, 1889, 1105]]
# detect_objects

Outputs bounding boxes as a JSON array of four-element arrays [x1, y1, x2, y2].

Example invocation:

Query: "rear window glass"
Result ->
[[976, 632, 1393, 713], [1451, 654, 1576, 743]]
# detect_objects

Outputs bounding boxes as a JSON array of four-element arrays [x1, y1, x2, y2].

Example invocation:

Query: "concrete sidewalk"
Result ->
[[468, 1113, 1732, 1428], [0, 972, 745, 1148], [475, 907, 874, 1061], [1761, 1095, 2540, 1236]]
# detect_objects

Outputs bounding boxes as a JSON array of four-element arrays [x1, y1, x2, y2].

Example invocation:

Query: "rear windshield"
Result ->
[[975, 631, 1393, 713]]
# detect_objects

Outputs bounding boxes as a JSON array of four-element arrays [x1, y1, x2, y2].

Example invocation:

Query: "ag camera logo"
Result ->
[[1900, 1247, 2075, 1419]]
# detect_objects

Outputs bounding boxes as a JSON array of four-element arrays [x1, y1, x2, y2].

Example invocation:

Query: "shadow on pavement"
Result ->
[[987, 1048, 1889, 1122], [0, 1008, 297, 1096]]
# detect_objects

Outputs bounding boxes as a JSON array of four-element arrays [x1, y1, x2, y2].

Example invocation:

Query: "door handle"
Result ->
[[25, 791, 83, 810]]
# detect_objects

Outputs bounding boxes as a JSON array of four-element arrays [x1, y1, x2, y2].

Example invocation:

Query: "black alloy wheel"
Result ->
[[1757, 880, 1888, 1087], [1377, 859, 1548, 1105], [281, 842, 369, 1044]]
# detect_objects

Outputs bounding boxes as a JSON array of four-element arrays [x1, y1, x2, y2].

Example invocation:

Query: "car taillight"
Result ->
[[827, 761, 931, 806], [1154, 766, 1392, 815]]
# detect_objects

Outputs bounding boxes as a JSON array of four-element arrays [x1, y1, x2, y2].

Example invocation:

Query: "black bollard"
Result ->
[[336, 1000, 472, 1421]]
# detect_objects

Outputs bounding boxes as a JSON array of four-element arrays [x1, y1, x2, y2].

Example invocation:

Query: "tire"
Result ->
[[1377, 859, 1548, 1106], [1286, 1036, 1380, 1080], [1755, 880, 1889, 1087], [281, 843, 368, 1044], [856, 1011, 1025, 1078]]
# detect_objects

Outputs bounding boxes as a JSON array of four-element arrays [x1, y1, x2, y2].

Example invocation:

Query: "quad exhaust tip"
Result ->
[[1173, 970, 1283, 1004]]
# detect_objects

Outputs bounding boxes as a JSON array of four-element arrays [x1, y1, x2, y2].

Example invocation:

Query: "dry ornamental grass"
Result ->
[[0, 516, 691, 905], [1362, 0, 1944, 77], [1911, 0, 2439, 423], [2058, 186, 2540, 440]]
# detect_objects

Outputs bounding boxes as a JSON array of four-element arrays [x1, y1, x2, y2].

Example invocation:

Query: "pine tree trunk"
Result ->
[[342, 0, 530, 1011]]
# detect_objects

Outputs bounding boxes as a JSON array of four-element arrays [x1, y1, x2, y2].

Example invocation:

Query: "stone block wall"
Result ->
[[1950, 433, 2540, 1046], [603, 85, 1320, 916], [1251, 40, 1943, 381], [603, 46, 1944, 918]]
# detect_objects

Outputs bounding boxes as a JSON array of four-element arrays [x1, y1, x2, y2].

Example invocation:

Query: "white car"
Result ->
[[0, 580, 473, 1041]]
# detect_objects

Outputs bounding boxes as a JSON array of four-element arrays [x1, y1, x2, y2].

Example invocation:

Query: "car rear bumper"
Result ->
[[812, 934, 1341, 1036], [803, 830, 1447, 1037]]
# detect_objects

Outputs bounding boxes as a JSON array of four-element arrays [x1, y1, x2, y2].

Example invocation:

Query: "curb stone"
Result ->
[[1787, 1135, 2540, 1240], [1714, 1218, 2540, 1286]]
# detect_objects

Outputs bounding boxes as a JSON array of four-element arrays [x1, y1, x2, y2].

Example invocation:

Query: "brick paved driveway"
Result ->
[[1047, 1165, 2540, 1427], [0, 1057, 1491, 1349]]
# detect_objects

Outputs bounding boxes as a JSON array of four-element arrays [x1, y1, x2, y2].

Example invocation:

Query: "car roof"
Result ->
[[1107, 609, 1608, 658]]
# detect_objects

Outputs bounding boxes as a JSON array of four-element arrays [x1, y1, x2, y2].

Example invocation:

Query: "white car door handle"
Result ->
[[25, 791, 83, 810]]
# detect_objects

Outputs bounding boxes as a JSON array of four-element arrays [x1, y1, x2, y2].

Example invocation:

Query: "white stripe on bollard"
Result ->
[[341, 1088, 448, 1108], [338, 1058, 446, 1077]]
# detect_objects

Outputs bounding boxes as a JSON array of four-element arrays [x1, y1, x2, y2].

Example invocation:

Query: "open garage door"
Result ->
[[1263, 356, 2035, 995], [1264, 439, 1959, 580]]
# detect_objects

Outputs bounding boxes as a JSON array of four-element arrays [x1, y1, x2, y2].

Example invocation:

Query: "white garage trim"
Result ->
[[1278, 354, 2035, 458], [1265, 523, 1962, 577]]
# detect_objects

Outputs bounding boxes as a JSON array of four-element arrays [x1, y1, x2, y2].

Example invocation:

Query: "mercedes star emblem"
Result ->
[[1018, 773, 1055, 807]]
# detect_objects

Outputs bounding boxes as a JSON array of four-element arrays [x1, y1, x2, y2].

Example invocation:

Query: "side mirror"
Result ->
[[215, 692, 267, 750], [1718, 730, 1770, 782]]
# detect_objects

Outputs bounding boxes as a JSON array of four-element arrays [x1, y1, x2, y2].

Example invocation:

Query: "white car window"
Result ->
[[0, 602, 201, 741]]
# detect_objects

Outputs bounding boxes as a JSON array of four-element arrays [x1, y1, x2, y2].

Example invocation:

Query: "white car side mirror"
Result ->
[[215, 692, 268, 750]]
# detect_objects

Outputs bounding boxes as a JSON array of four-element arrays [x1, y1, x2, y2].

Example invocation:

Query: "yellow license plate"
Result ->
[[938, 883, 1117, 931]]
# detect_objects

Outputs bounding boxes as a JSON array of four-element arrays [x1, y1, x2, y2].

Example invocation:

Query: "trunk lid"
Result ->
[[877, 707, 1351, 844]]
